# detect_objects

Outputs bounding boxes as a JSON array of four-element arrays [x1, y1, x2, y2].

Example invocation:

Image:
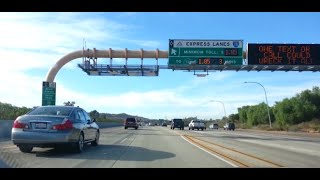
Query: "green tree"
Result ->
[[238, 105, 250, 125], [63, 101, 75, 106], [228, 113, 239, 122], [90, 110, 100, 119]]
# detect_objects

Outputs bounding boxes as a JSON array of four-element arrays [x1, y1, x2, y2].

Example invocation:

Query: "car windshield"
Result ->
[[28, 106, 73, 116], [1, 12, 320, 169]]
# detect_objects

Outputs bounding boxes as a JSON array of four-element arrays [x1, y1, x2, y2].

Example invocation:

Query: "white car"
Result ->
[[189, 120, 206, 131], [209, 123, 219, 129]]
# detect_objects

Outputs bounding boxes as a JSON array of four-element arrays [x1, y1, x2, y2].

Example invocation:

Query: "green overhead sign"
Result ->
[[42, 81, 56, 106], [168, 39, 243, 66]]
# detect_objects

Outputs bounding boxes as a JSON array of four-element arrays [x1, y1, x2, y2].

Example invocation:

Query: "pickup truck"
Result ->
[[189, 120, 206, 131]]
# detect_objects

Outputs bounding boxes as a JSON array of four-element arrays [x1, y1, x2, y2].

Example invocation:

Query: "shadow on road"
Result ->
[[34, 144, 176, 161]]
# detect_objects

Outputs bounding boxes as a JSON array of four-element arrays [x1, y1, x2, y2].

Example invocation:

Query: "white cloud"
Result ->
[[0, 72, 43, 108], [118, 12, 137, 17]]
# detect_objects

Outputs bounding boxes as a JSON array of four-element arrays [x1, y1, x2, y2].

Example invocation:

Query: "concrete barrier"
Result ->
[[0, 120, 13, 140], [0, 120, 122, 139], [96, 122, 123, 129]]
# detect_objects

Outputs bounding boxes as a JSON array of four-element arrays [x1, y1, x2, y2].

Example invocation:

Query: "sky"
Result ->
[[0, 12, 320, 120]]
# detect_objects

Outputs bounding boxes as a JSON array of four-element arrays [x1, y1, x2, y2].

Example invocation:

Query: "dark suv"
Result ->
[[223, 122, 235, 131], [124, 117, 138, 130], [170, 119, 184, 130]]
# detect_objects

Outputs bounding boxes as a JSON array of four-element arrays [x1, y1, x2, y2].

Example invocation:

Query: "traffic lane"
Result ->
[[0, 126, 181, 168], [228, 128, 320, 143], [112, 126, 233, 168], [182, 129, 320, 167], [0, 126, 139, 168], [71, 126, 177, 168], [207, 128, 320, 155], [236, 128, 320, 138], [202, 128, 320, 144]]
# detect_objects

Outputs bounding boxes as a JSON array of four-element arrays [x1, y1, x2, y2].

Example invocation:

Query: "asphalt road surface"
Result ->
[[1, 126, 320, 168]]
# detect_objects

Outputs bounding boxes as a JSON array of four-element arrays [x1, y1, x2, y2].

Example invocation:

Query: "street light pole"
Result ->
[[209, 100, 227, 125], [244, 82, 272, 128]]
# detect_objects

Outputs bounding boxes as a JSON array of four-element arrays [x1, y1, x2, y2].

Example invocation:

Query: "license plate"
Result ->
[[35, 123, 47, 129]]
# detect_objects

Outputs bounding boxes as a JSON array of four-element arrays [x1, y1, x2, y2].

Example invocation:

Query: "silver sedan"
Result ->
[[11, 106, 100, 153]]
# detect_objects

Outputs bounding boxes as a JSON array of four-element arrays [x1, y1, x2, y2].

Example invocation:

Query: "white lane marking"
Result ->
[[180, 135, 238, 167], [120, 138, 127, 143]]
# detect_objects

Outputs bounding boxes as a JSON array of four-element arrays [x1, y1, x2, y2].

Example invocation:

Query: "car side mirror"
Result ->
[[87, 120, 91, 124], [92, 118, 96, 122]]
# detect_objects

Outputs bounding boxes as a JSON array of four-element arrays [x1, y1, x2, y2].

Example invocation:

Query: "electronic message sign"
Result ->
[[247, 44, 320, 65]]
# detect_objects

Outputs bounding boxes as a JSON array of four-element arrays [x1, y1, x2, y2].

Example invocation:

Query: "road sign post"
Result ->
[[168, 39, 243, 69], [42, 81, 56, 106]]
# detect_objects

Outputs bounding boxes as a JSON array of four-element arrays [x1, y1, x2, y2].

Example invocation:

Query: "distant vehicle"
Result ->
[[11, 106, 100, 153], [189, 120, 206, 131], [209, 123, 219, 129], [223, 122, 235, 131], [124, 117, 139, 130], [161, 123, 167, 127], [171, 119, 184, 130]]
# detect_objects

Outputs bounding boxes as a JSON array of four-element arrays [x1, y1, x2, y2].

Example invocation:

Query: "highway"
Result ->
[[1, 125, 320, 168]]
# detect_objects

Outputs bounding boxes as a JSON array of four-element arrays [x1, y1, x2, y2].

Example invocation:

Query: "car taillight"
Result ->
[[52, 119, 73, 130], [13, 120, 27, 129]]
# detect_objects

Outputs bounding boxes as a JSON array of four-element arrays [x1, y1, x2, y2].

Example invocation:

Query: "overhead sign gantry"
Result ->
[[42, 40, 320, 106], [77, 48, 168, 77]]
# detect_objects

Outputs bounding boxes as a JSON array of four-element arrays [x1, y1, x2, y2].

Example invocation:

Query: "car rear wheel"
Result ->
[[74, 133, 84, 153], [19, 145, 33, 153], [91, 131, 99, 146]]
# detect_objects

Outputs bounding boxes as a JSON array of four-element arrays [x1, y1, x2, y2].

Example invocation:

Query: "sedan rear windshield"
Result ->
[[173, 119, 182, 122], [28, 106, 73, 116], [126, 118, 136, 122]]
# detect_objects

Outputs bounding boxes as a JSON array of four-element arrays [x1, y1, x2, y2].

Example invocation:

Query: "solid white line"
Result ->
[[180, 135, 238, 167], [120, 138, 127, 143]]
